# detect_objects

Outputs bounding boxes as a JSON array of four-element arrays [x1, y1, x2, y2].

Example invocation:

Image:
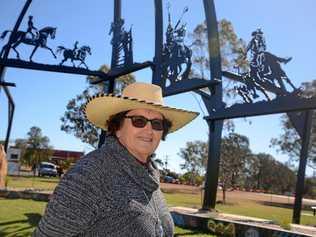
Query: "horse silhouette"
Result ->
[[0, 26, 57, 61], [250, 52, 295, 93], [163, 44, 192, 84], [56, 45, 91, 69]]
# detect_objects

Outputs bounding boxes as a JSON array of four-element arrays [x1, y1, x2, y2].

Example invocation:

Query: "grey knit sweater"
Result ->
[[33, 136, 174, 237]]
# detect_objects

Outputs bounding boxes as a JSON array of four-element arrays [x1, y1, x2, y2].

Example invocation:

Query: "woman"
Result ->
[[33, 82, 198, 237]]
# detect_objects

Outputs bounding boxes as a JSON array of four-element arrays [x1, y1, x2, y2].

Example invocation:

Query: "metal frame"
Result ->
[[0, 0, 152, 150], [152, 0, 316, 225], [152, 0, 224, 210], [1, 0, 314, 225]]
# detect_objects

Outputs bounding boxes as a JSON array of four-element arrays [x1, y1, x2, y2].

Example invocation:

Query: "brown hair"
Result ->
[[106, 110, 172, 141]]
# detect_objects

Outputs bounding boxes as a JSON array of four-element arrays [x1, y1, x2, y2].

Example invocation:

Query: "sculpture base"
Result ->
[[170, 206, 315, 237]]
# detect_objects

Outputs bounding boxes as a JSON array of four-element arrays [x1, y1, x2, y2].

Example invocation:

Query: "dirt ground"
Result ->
[[160, 183, 316, 206]]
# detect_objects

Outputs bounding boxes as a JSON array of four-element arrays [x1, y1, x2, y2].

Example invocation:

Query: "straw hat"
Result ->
[[84, 82, 199, 133]]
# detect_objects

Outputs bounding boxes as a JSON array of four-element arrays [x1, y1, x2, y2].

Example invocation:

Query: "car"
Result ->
[[38, 162, 58, 177], [164, 175, 176, 183]]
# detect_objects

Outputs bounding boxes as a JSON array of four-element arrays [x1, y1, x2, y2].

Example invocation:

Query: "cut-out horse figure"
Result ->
[[258, 52, 296, 93], [0, 26, 57, 61], [245, 29, 296, 94], [235, 72, 271, 103], [167, 44, 192, 83], [56, 45, 91, 69]]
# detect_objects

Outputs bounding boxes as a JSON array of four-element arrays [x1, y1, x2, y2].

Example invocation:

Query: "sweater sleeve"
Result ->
[[32, 159, 102, 237]]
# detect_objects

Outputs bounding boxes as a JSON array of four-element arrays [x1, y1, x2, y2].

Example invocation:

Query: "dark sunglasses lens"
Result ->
[[129, 116, 164, 131], [131, 117, 147, 128], [151, 119, 164, 131]]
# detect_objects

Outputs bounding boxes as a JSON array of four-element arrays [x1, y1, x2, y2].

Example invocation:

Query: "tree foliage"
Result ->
[[60, 65, 136, 148], [304, 177, 316, 199], [270, 80, 316, 167], [179, 171, 204, 186], [179, 133, 296, 202], [244, 153, 296, 193], [179, 140, 208, 185], [189, 19, 248, 131], [219, 133, 251, 202], [16, 126, 52, 169], [190, 19, 248, 79]]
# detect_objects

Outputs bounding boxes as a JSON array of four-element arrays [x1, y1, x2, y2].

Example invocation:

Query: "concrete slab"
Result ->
[[170, 206, 315, 237]]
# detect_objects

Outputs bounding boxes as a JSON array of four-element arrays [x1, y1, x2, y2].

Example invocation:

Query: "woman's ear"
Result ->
[[116, 130, 121, 138]]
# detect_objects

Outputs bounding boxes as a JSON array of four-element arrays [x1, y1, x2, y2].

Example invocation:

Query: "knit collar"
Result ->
[[102, 136, 160, 193]]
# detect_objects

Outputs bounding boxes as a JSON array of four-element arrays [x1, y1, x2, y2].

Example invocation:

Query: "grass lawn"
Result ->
[[2, 176, 316, 236], [0, 198, 216, 236], [164, 193, 316, 226], [6, 176, 59, 191], [1, 194, 315, 237], [0, 198, 47, 237]]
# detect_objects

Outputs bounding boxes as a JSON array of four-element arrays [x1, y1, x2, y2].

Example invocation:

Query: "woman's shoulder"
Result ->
[[66, 146, 114, 179]]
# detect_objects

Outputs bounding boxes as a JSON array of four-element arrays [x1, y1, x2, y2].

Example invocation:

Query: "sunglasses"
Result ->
[[124, 115, 164, 131]]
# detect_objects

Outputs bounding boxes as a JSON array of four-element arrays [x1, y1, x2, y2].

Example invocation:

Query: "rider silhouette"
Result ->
[[163, 9, 191, 83], [174, 24, 186, 44], [244, 28, 295, 93], [27, 15, 38, 40], [72, 41, 79, 58], [122, 30, 133, 65], [246, 28, 266, 70]]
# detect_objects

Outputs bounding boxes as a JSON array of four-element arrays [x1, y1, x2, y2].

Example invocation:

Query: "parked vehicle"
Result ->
[[38, 162, 57, 177], [163, 175, 180, 184], [164, 176, 175, 183]]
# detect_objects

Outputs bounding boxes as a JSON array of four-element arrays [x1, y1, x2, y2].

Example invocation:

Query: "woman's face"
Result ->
[[116, 108, 164, 162]]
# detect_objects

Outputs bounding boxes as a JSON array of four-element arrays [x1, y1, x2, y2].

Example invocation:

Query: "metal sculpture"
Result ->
[[0, 0, 32, 153], [235, 28, 297, 103], [234, 73, 270, 103], [26, 15, 38, 40], [153, 1, 218, 97], [153, 1, 316, 226], [162, 5, 192, 85], [153, 0, 223, 212], [57, 41, 92, 69], [1, 0, 315, 226], [219, 28, 316, 224], [109, 18, 133, 68], [0, 21, 57, 61]]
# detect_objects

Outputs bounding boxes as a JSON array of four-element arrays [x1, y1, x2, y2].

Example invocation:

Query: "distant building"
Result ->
[[6, 147, 21, 175], [6, 147, 84, 175], [50, 149, 84, 164]]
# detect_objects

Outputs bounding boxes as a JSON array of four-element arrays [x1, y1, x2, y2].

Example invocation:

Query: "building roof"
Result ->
[[52, 149, 84, 160]]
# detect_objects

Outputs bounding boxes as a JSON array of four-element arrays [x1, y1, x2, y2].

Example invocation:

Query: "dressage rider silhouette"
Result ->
[[27, 15, 38, 40], [72, 41, 79, 58]]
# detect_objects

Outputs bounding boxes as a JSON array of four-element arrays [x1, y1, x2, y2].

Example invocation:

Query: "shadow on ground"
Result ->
[[175, 226, 217, 237], [260, 201, 312, 211], [0, 213, 42, 237]]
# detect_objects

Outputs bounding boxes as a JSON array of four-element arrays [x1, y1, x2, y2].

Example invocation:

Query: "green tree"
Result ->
[[219, 133, 251, 203], [179, 140, 208, 185], [17, 126, 52, 174], [270, 80, 316, 167], [190, 19, 248, 79], [246, 153, 296, 194], [14, 138, 28, 163], [189, 19, 248, 132], [304, 177, 316, 199], [60, 65, 135, 148], [243, 154, 260, 190]]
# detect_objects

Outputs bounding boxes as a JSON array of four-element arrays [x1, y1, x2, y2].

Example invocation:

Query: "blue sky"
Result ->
[[0, 0, 315, 174]]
